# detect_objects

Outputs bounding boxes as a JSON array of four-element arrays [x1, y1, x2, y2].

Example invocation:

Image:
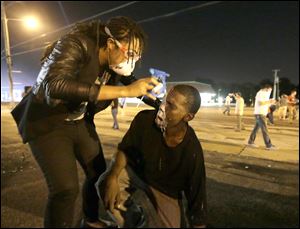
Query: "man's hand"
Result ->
[[103, 174, 121, 212]]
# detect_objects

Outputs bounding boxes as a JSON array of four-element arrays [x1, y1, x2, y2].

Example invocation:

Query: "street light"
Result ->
[[1, 1, 39, 106], [23, 16, 39, 29]]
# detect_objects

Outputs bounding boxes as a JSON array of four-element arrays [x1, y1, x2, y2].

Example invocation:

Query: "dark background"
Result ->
[[1, 1, 299, 96]]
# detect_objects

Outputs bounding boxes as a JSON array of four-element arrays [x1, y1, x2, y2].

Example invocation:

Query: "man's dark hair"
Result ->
[[173, 85, 201, 114], [290, 89, 297, 94], [261, 84, 273, 89]]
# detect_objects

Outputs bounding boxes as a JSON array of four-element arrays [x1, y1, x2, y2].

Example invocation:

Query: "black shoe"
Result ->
[[135, 206, 146, 228]]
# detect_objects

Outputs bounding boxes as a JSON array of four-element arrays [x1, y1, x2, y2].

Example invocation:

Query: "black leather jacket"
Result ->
[[11, 33, 160, 143]]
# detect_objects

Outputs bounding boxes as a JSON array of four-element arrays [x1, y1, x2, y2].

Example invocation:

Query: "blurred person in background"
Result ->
[[223, 93, 232, 115], [287, 89, 297, 123], [247, 84, 276, 150], [278, 94, 288, 120], [233, 92, 245, 131], [111, 98, 119, 130]]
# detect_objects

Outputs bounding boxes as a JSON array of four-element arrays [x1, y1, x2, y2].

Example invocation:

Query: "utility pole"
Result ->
[[272, 69, 280, 100], [1, 1, 14, 104]]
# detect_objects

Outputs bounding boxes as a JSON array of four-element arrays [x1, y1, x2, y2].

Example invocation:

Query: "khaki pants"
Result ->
[[95, 164, 181, 228], [288, 106, 297, 123], [236, 114, 245, 131], [278, 106, 287, 120]]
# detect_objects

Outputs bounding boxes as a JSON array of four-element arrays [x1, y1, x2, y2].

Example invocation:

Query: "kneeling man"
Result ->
[[96, 85, 207, 228]]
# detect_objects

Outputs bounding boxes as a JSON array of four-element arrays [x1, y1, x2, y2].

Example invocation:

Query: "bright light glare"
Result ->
[[24, 17, 39, 29]]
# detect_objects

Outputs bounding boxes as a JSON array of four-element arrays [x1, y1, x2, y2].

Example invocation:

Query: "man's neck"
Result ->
[[164, 122, 188, 147]]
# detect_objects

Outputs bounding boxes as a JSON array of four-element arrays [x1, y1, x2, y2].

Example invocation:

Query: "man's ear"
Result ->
[[184, 113, 195, 122]]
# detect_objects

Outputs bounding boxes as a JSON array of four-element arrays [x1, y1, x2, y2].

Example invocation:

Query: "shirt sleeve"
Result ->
[[42, 36, 100, 103], [118, 111, 143, 161], [184, 140, 207, 226]]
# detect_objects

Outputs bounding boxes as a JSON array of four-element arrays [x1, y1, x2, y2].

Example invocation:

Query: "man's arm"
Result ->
[[103, 150, 128, 212], [103, 111, 143, 212], [109, 150, 128, 178], [258, 98, 276, 106], [184, 142, 207, 228]]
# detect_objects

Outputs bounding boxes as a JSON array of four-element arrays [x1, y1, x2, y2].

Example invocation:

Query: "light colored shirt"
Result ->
[[235, 97, 244, 115], [225, 96, 231, 105], [279, 97, 288, 107], [254, 90, 271, 115]]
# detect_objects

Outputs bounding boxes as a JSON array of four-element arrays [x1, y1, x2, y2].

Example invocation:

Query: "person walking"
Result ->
[[223, 93, 232, 115], [234, 92, 245, 131], [111, 99, 119, 129], [287, 89, 298, 123], [247, 84, 277, 150]]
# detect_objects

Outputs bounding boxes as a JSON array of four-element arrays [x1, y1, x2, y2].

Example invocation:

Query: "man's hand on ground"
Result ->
[[103, 174, 121, 212]]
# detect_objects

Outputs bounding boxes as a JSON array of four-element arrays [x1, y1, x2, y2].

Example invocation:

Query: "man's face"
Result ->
[[165, 89, 189, 127], [263, 87, 272, 94]]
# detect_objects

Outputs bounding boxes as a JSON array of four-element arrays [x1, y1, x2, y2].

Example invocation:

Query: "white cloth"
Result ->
[[225, 96, 231, 105], [155, 103, 167, 132], [235, 97, 244, 115], [254, 90, 271, 115]]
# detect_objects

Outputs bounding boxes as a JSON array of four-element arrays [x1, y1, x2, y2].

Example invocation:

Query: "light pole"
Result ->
[[1, 1, 39, 106], [272, 69, 280, 100], [1, 1, 14, 104]]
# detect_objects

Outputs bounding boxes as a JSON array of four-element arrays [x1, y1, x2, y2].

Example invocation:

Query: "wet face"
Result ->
[[165, 89, 190, 127], [107, 37, 141, 67]]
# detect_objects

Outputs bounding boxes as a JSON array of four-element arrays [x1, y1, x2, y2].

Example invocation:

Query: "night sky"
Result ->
[[1, 1, 299, 90]]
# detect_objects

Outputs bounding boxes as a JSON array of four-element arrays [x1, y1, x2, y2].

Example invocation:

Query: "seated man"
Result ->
[[96, 85, 207, 228]]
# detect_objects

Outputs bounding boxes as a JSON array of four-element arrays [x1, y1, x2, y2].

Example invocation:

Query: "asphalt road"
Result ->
[[1, 105, 299, 228]]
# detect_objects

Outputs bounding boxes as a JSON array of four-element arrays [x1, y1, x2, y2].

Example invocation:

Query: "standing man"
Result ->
[[223, 93, 232, 115], [111, 99, 119, 130], [247, 84, 276, 150], [287, 89, 297, 123], [278, 94, 288, 120], [234, 92, 245, 131]]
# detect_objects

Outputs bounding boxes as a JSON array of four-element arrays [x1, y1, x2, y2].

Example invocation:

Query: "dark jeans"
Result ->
[[95, 164, 182, 228], [28, 119, 106, 228], [223, 105, 230, 115], [248, 115, 272, 147], [266, 111, 274, 124]]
